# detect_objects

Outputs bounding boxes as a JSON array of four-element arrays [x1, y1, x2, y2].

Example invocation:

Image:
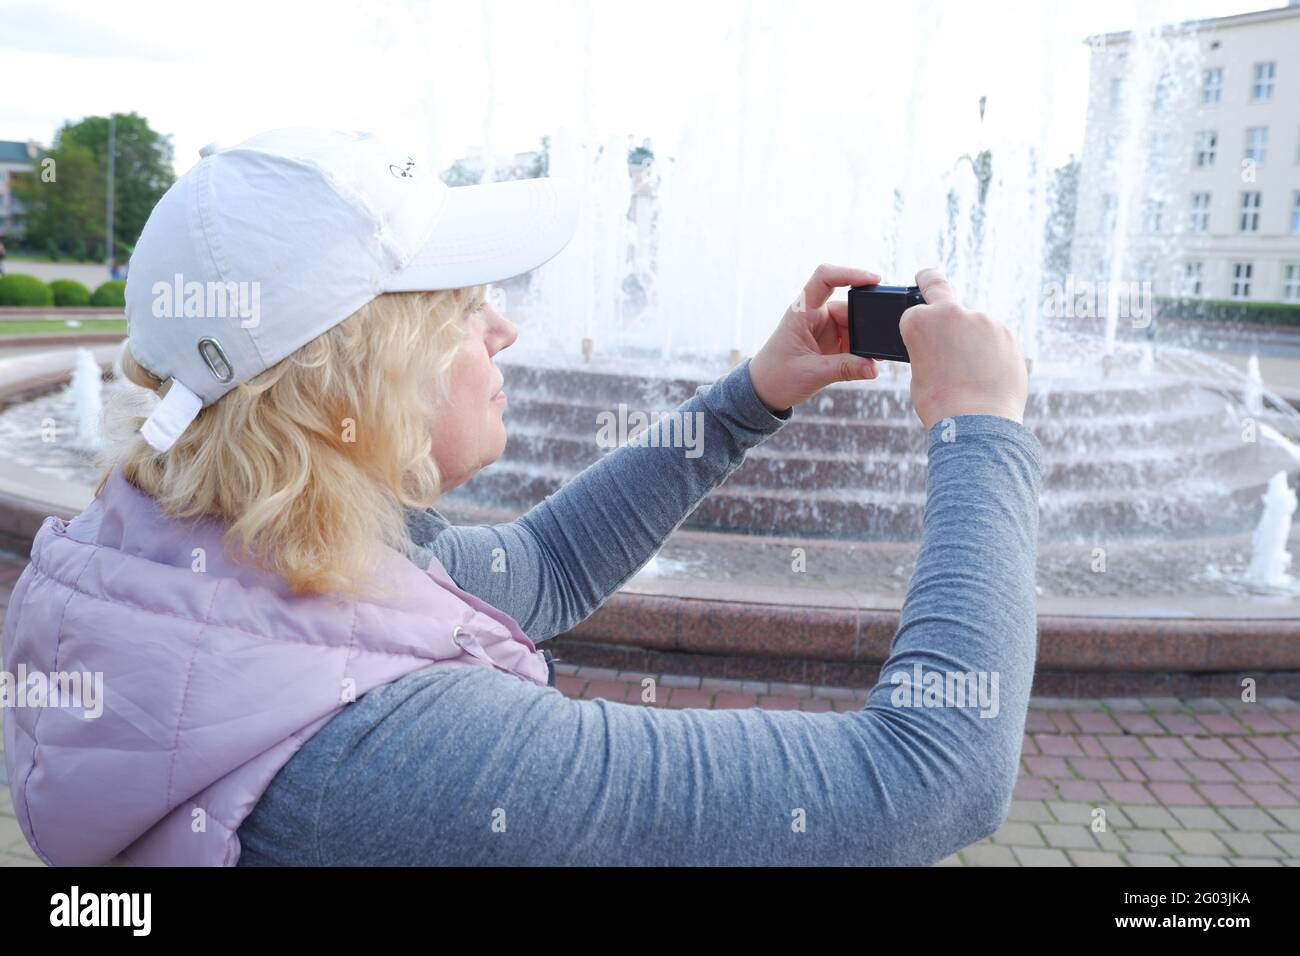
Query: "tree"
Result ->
[[14, 143, 102, 259], [14, 112, 174, 260]]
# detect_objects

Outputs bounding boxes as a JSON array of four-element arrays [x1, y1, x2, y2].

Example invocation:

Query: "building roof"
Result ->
[[0, 141, 38, 164], [1085, 1, 1300, 46]]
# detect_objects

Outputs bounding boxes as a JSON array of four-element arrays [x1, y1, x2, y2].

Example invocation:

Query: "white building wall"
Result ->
[[1072, 4, 1300, 305]]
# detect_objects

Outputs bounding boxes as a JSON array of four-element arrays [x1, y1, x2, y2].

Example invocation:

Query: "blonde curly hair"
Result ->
[[95, 285, 485, 600]]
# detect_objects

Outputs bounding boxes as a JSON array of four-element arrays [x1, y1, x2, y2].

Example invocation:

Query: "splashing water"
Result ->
[[70, 348, 103, 453], [1245, 472, 1297, 591], [1244, 355, 1264, 417]]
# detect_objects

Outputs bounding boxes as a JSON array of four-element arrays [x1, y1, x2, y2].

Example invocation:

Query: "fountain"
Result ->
[[433, 25, 1300, 604]]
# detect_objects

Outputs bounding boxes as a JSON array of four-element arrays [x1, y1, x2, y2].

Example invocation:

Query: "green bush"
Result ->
[[49, 279, 92, 307], [90, 279, 126, 308], [0, 273, 54, 307], [1156, 297, 1300, 328]]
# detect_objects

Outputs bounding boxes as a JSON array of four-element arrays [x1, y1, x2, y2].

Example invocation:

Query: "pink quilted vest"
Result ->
[[1, 465, 550, 866]]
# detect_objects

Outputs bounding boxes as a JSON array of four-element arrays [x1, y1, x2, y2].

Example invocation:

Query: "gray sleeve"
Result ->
[[410, 358, 791, 642], [311, 414, 1042, 866]]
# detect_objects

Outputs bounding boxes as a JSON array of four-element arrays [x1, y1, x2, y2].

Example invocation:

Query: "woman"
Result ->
[[1, 127, 1039, 867]]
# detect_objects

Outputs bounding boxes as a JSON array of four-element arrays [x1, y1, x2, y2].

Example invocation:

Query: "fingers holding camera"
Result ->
[[800, 262, 881, 312], [749, 264, 881, 413], [914, 266, 956, 306], [901, 267, 1028, 431]]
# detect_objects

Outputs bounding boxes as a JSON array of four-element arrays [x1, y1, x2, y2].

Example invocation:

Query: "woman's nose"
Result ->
[[487, 306, 518, 354]]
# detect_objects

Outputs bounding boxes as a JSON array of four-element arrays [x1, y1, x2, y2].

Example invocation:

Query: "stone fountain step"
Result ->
[[498, 424, 1281, 494], [503, 395, 1241, 456], [460, 356, 1300, 542], [498, 358, 1219, 419], [460, 462, 1275, 540]]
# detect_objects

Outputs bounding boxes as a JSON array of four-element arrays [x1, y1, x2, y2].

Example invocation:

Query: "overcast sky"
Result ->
[[0, 0, 1275, 175]]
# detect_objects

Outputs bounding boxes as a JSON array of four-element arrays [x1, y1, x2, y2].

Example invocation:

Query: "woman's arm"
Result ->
[[409, 356, 792, 641], [411, 263, 884, 640], [263, 413, 1040, 866]]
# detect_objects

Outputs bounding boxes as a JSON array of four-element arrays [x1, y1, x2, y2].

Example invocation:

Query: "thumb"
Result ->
[[817, 353, 877, 384]]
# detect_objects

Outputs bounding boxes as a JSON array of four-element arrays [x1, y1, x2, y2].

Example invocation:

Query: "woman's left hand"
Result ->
[[747, 263, 881, 413]]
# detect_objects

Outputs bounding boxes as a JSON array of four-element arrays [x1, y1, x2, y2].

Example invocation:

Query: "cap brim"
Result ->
[[386, 175, 579, 292]]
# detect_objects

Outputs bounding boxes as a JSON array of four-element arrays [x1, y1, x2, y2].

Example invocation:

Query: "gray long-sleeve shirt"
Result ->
[[236, 358, 1042, 866]]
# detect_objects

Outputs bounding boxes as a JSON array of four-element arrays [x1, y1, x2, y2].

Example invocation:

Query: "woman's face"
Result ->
[[429, 292, 517, 492]]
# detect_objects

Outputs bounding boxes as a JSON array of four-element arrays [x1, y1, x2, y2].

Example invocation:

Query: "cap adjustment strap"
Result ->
[[139, 380, 203, 453]]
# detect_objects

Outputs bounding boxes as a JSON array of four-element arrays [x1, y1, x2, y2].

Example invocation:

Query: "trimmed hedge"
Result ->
[[0, 273, 54, 307], [90, 280, 126, 308], [49, 279, 92, 307], [1155, 296, 1300, 328]]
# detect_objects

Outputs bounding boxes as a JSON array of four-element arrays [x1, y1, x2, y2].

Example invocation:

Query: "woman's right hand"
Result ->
[[900, 267, 1029, 431]]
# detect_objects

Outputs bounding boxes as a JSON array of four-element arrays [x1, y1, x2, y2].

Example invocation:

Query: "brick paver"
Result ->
[[541, 662, 1300, 867], [2, 544, 1300, 868]]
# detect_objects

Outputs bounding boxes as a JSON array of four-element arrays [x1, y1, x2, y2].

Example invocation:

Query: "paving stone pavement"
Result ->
[[550, 667, 1300, 867], [2, 549, 1299, 867]]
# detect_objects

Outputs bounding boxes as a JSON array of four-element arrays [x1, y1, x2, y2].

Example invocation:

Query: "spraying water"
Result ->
[[1245, 472, 1298, 590], [1245, 355, 1264, 416], [70, 348, 103, 452]]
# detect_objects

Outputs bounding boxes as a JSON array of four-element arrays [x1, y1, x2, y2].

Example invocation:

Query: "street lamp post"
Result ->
[[105, 114, 115, 275]]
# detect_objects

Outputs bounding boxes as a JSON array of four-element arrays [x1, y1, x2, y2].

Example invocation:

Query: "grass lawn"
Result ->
[[0, 319, 126, 336]]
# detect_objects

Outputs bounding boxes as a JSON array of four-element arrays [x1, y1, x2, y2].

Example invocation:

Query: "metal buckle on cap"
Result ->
[[198, 337, 234, 383]]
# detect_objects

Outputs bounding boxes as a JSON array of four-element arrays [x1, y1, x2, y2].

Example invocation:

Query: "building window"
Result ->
[[1239, 192, 1261, 232], [1108, 77, 1123, 112], [1201, 68, 1222, 105], [1147, 132, 1168, 171], [1190, 192, 1211, 232], [1285, 264, 1300, 303], [1232, 263, 1253, 299], [1144, 198, 1164, 233], [1245, 127, 1268, 164], [1194, 130, 1217, 167], [1183, 262, 1203, 297], [1252, 62, 1275, 101], [1292, 192, 1300, 234], [1102, 194, 1118, 233], [1153, 73, 1173, 111], [1104, 134, 1117, 163]]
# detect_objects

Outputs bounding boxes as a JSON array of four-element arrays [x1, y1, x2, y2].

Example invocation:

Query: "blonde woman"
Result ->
[[0, 128, 1039, 867]]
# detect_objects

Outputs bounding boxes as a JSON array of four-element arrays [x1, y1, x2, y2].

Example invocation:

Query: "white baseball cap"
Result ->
[[125, 127, 579, 452]]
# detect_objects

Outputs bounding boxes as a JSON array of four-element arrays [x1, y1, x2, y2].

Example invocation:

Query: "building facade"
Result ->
[[1072, 2, 1300, 305], [0, 140, 39, 238]]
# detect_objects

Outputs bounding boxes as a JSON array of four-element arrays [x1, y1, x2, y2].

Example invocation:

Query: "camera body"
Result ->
[[847, 284, 926, 363]]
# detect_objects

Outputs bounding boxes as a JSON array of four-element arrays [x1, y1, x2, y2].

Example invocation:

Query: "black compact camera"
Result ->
[[847, 284, 926, 363]]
